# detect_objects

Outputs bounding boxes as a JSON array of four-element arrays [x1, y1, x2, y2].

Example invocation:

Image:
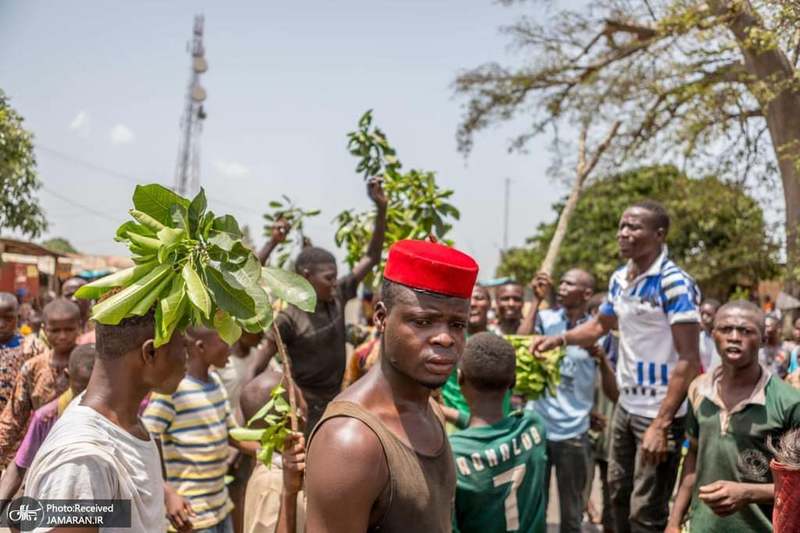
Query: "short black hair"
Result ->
[[701, 298, 721, 310], [715, 300, 765, 333], [69, 343, 97, 376], [295, 246, 336, 274], [630, 199, 670, 233], [95, 311, 156, 360], [43, 298, 81, 322], [460, 332, 516, 392]]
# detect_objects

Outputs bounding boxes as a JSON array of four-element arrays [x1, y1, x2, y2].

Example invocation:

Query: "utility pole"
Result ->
[[174, 15, 208, 197], [503, 177, 510, 250]]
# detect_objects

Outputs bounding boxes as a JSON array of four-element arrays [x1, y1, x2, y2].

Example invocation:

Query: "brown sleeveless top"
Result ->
[[308, 400, 455, 532]]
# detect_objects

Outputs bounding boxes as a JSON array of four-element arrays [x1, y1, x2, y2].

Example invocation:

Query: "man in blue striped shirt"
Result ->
[[533, 200, 701, 533]]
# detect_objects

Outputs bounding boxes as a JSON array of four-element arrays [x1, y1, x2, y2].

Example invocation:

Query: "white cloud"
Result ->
[[69, 111, 89, 136], [214, 160, 251, 178], [110, 124, 135, 145]]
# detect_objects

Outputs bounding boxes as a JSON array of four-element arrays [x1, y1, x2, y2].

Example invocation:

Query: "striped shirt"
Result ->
[[142, 372, 235, 530], [599, 246, 701, 418]]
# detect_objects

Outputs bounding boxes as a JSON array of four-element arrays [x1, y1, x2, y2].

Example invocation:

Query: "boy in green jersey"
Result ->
[[667, 300, 800, 533], [450, 332, 548, 533]]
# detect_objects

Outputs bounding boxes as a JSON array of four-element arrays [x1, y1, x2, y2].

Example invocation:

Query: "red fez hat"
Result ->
[[383, 239, 479, 299]]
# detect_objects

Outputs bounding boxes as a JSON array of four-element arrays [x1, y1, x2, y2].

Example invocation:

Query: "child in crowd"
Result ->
[[143, 326, 259, 533], [0, 298, 81, 468], [668, 301, 800, 532], [0, 343, 96, 504], [450, 332, 548, 533]]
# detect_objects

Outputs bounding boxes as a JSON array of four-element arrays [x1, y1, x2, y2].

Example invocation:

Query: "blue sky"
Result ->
[[0, 0, 581, 279]]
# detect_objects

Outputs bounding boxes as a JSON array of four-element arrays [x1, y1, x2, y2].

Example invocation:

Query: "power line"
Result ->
[[35, 143, 264, 216], [40, 185, 121, 223]]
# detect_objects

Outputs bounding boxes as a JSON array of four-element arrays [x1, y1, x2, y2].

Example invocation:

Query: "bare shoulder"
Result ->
[[308, 415, 386, 473], [306, 416, 389, 531]]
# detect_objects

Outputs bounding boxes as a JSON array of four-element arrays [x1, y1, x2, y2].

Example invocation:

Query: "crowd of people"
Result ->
[[0, 183, 799, 533]]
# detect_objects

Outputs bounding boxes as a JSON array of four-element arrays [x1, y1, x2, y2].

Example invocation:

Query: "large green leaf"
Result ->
[[129, 271, 174, 316], [212, 215, 242, 238], [133, 184, 189, 226], [261, 267, 317, 312], [91, 264, 172, 325], [213, 309, 242, 346], [225, 256, 273, 331], [74, 261, 157, 300], [204, 265, 255, 319], [183, 263, 211, 318], [188, 189, 207, 235], [230, 428, 266, 442]]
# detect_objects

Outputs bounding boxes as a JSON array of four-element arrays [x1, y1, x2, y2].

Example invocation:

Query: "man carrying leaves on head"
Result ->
[[246, 178, 387, 434]]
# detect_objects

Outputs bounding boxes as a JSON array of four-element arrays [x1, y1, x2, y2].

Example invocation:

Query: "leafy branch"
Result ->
[[335, 110, 460, 279], [263, 195, 320, 268]]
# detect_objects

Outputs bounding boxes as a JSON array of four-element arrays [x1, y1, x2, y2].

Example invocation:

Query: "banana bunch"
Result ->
[[505, 335, 565, 400], [75, 184, 273, 347]]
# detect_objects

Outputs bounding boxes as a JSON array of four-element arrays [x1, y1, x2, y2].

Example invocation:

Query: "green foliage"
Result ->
[[75, 184, 317, 347], [497, 166, 780, 299], [0, 91, 47, 238], [263, 195, 320, 268], [42, 237, 78, 254], [335, 110, 460, 277], [229, 384, 291, 467], [506, 335, 564, 400]]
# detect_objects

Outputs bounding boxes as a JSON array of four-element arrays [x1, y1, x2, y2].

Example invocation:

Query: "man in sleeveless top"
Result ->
[[450, 332, 548, 533], [303, 239, 479, 533]]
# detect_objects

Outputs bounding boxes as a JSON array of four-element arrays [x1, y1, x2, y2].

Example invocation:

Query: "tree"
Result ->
[[456, 0, 800, 288], [42, 237, 78, 254], [496, 165, 780, 299], [0, 90, 47, 238]]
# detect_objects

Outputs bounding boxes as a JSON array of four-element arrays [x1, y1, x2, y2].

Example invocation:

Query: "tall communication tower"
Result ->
[[174, 15, 208, 197]]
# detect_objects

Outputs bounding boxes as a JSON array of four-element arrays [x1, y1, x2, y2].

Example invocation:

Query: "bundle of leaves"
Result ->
[[335, 110, 460, 277], [262, 195, 320, 268], [506, 335, 565, 400], [76, 184, 286, 347], [230, 384, 291, 467]]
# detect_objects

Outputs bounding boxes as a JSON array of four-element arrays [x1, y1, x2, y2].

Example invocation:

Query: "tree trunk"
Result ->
[[712, 0, 800, 293], [540, 121, 620, 275]]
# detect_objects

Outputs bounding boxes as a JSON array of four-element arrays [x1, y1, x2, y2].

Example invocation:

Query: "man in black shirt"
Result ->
[[246, 178, 387, 433]]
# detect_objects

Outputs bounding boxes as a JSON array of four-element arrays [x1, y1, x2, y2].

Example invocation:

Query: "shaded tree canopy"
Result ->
[[41, 237, 78, 254], [0, 90, 47, 238], [497, 165, 780, 299], [457, 0, 800, 286]]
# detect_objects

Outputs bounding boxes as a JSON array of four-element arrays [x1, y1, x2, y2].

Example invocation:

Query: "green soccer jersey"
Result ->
[[449, 410, 548, 533], [686, 369, 800, 533]]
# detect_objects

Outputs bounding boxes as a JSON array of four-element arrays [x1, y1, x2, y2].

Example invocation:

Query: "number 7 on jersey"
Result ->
[[492, 464, 526, 531]]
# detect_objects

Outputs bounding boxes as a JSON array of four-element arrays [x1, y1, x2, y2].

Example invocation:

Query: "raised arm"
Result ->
[[518, 272, 551, 335], [258, 218, 291, 266], [351, 178, 388, 283], [304, 417, 389, 533], [587, 343, 619, 403]]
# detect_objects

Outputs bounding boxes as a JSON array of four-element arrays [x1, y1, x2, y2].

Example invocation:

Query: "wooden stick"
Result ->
[[271, 321, 299, 433]]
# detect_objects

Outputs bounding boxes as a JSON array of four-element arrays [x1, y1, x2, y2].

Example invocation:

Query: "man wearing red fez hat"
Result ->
[[297, 239, 478, 533]]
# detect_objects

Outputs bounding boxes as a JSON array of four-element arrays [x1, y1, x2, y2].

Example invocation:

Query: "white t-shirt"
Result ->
[[24, 403, 166, 533]]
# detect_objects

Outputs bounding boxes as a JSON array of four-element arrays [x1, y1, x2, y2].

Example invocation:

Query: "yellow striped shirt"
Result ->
[[143, 371, 235, 530]]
